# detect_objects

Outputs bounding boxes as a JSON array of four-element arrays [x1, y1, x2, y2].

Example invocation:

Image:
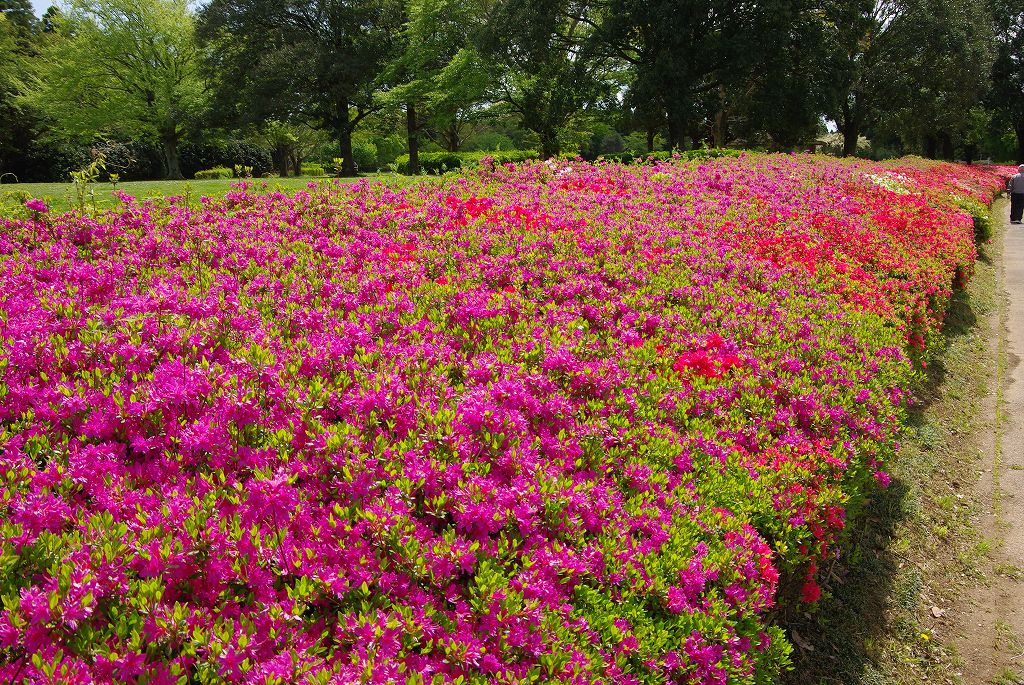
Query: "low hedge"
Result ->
[[600, 148, 746, 165], [300, 163, 326, 177], [394, 149, 538, 174], [950, 194, 993, 243], [194, 167, 233, 180]]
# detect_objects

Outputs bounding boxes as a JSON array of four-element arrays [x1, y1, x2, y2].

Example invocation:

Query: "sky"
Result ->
[[30, 1, 53, 17]]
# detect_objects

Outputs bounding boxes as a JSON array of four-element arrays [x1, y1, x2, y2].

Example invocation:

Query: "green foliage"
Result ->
[[180, 140, 273, 179], [600, 148, 745, 164], [194, 167, 233, 180], [352, 140, 379, 171], [378, 0, 491, 153], [987, 0, 1024, 161], [0, 12, 34, 179], [69, 153, 106, 214], [466, 131, 516, 151], [393, 149, 537, 174], [299, 163, 325, 177], [479, 0, 610, 158], [603, 0, 796, 150], [0, 187, 31, 217], [21, 0, 206, 179], [198, 0, 403, 176], [950, 194, 993, 243]]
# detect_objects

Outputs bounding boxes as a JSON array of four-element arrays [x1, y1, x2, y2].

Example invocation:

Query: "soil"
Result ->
[[953, 199, 1024, 684]]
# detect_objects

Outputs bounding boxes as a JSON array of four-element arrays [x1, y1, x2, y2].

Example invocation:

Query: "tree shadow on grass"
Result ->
[[780, 267, 983, 685]]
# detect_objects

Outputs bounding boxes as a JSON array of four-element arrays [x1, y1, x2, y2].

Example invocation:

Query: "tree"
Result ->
[[874, 0, 994, 158], [21, 0, 204, 179], [0, 14, 24, 179], [255, 120, 330, 176], [820, 0, 993, 158], [727, 5, 836, 150], [600, 0, 795, 149], [480, 0, 610, 158], [380, 0, 491, 173], [987, 0, 1024, 161], [199, 0, 402, 177], [0, 0, 36, 37]]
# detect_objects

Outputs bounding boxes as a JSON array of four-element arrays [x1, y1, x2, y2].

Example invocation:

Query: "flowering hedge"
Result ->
[[0, 155, 1009, 684]]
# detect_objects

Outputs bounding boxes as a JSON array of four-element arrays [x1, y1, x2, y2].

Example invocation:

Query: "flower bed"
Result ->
[[0, 156, 1009, 683]]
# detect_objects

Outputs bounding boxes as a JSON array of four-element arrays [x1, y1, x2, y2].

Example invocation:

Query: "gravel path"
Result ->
[[958, 197, 1024, 685]]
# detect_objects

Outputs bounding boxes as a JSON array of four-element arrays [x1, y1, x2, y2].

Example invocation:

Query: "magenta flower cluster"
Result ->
[[0, 155, 1008, 683]]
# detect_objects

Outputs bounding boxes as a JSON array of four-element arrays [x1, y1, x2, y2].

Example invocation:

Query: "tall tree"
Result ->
[[21, 0, 205, 179], [875, 0, 994, 157], [0, 0, 36, 37], [381, 0, 490, 173], [199, 0, 402, 177], [480, 0, 609, 158], [0, 14, 24, 179], [600, 0, 794, 149], [988, 0, 1024, 161], [728, 5, 836, 150], [821, 0, 993, 158]]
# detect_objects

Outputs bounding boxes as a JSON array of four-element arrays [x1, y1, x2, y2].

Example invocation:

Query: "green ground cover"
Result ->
[[0, 174, 410, 215]]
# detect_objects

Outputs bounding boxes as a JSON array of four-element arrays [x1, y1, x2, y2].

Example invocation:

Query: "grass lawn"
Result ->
[[0, 173, 414, 215]]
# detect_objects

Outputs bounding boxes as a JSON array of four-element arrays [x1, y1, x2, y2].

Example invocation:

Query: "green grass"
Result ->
[[0, 173, 412, 215]]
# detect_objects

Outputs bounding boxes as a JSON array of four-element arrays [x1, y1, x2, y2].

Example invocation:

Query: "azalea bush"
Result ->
[[0, 155, 1010, 683]]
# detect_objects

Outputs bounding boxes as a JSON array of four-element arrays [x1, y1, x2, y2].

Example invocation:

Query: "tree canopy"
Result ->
[[199, 0, 403, 176], [2, 0, 1020, 183], [21, 0, 205, 178]]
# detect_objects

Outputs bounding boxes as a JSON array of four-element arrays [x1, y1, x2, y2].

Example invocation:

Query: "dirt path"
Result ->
[[956, 199, 1024, 684]]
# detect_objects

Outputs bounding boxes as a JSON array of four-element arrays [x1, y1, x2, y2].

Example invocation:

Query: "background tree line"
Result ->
[[1, 0, 1021, 181]]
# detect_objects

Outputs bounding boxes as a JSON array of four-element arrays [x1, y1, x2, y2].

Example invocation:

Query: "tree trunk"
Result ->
[[839, 100, 859, 157], [939, 132, 954, 161], [1015, 119, 1024, 164], [667, 117, 681, 150], [539, 128, 560, 159], [406, 102, 420, 176], [924, 135, 937, 159], [712, 86, 727, 148], [162, 131, 183, 180], [336, 94, 357, 177], [689, 124, 702, 151], [444, 123, 461, 153], [275, 144, 290, 176], [646, 127, 655, 152]]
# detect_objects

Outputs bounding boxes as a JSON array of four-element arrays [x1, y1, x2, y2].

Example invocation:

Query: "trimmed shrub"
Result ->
[[601, 148, 745, 165], [181, 141, 273, 179], [300, 163, 326, 177], [0, 156, 1008, 683], [194, 167, 233, 180], [394, 149, 537, 174], [951, 194, 993, 243]]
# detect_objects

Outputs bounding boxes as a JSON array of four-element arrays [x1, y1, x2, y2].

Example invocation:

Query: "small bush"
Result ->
[[300, 163, 326, 177], [352, 141, 379, 171], [395, 152, 462, 174], [194, 167, 233, 180], [951, 195, 993, 243], [181, 141, 273, 179], [394, 150, 537, 174], [600, 148, 744, 165]]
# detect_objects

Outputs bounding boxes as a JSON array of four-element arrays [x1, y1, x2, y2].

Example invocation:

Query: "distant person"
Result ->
[[1009, 164, 1024, 224]]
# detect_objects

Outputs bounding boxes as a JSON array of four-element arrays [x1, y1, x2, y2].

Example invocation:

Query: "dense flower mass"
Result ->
[[0, 155, 1009, 683]]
